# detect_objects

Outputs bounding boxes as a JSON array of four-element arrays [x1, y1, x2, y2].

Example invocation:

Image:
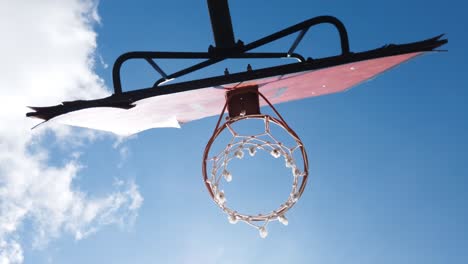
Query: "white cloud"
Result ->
[[0, 239, 23, 264], [0, 0, 142, 263]]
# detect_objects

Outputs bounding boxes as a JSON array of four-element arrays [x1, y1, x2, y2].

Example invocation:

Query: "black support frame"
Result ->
[[112, 15, 350, 94]]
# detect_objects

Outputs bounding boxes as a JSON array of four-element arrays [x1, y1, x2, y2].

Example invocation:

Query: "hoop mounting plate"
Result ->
[[226, 86, 260, 118]]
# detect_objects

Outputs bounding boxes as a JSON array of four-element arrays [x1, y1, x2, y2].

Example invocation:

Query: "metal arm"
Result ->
[[207, 0, 237, 49]]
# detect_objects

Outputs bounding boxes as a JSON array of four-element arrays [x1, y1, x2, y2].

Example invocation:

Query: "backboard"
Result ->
[[26, 38, 445, 135]]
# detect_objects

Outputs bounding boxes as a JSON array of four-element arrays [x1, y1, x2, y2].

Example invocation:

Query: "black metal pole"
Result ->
[[207, 0, 236, 48]]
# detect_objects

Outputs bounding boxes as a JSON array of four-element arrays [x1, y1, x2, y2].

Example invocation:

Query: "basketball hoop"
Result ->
[[202, 88, 309, 238], [24, 0, 446, 240]]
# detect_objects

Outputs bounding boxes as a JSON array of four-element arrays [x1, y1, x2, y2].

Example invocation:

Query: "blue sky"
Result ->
[[1, 0, 466, 263]]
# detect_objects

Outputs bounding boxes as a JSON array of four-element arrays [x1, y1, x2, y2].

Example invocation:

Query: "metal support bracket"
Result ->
[[112, 15, 351, 94], [226, 86, 260, 118]]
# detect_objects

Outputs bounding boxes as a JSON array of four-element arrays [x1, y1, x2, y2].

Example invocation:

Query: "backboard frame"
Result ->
[[26, 1, 447, 130]]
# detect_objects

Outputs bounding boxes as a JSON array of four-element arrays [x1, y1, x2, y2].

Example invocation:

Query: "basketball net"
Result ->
[[202, 89, 309, 238]]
